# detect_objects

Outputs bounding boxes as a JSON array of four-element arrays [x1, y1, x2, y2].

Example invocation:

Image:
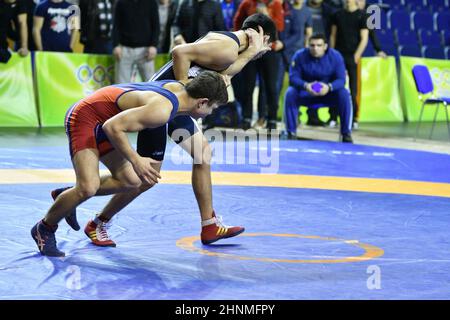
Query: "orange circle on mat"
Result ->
[[176, 233, 384, 264]]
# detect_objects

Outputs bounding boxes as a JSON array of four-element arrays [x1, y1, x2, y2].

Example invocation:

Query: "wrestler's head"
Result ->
[[185, 71, 228, 118], [242, 13, 277, 43]]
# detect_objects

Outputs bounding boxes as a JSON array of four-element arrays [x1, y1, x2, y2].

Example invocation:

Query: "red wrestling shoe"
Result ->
[[201, 212, 245, 245], [84, 219, 116, 247]]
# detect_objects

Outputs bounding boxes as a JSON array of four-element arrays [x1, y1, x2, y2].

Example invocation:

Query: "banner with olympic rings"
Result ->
[[35, 52, 115, 126], [35, 52, 171, 126]]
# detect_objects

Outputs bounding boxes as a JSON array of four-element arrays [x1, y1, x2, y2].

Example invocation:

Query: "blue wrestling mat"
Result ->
[[0, 135, 449, 299]]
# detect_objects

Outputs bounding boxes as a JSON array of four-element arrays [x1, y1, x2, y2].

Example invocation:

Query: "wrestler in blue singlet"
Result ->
[[136, 31, 240, 160]]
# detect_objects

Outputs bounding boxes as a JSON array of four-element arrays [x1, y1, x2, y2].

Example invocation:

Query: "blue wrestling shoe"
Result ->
[[31, 220, 65, 257], [51, 187, 80, 231]]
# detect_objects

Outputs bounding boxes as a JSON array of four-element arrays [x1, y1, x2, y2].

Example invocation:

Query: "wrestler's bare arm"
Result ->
[[221, 27, 271, 77], [172, 40, 238, 80], [102, 97, 173, 164], [172, 27, 270, 80]]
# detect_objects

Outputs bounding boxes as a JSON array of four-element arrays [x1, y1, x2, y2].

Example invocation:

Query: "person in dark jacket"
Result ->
[[158, 0, 178, 53], [307, 0, 335, 40], [172, 0, 225, 45], [112, 0, 160, 83], [284, 33, 353, 142], [79, 0, 114, 54]]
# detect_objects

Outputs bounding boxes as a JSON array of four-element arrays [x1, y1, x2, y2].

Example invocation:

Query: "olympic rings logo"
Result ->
[[76, 64, 114, 85]]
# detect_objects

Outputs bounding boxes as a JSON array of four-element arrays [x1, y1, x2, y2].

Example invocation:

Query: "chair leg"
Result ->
[[415, 101, 426, 141], [444, 103, 450, 142], [429, 103, 440, 140]]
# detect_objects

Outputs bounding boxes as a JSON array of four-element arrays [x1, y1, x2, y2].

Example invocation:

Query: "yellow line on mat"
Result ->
[[0, 169, 449, 198]]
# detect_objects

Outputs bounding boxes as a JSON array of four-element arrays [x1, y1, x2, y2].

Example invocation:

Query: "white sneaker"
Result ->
[[253, 118, 267, 130], [328, 120, 337, 128]]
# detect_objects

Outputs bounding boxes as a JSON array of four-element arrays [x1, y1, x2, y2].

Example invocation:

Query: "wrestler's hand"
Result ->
[[245, 26, 271, 60], [132, 156, 162, 185]]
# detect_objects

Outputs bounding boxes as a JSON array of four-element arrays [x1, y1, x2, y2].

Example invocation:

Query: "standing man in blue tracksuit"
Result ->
[[283, 33, 353, 142]]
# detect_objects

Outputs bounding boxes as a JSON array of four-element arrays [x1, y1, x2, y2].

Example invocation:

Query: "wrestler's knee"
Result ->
[[76, 180, 100, 199], [138, 181, 156, 192], [120, 172, 142, 190]]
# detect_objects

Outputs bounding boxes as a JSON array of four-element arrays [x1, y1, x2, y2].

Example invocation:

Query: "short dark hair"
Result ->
[[242, 13, 277, 42], [309, 33, 327, 43], [185, 71, 228, 105]]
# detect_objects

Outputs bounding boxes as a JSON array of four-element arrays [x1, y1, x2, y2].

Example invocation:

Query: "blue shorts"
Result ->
[[136, 61, 199, 160], [137, 115, 199, 160]]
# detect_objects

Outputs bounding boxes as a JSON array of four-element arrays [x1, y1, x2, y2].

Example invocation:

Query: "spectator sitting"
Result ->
[[283, 33, 353, 143]]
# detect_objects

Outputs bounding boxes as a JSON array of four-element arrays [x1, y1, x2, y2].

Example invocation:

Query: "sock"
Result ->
[[201, 217, 216, 227]]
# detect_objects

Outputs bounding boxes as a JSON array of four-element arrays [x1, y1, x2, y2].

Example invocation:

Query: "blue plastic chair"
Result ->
[[434, 12, 450, 32], [412, 11, 434, 31], [419, 30, 442, 46], [399, 44, 422, 57], [380, 0, 405, 10], [429, 0, 448, 13], [376, 29, 395, 45], [388, 9, 411, 30], [412, 65, 450, 140], [363, 42, 376, 57], [427, 0, 448, 13], [427, 0, 448, 6], [422, 46, 446, 59], [442, 30, 450, 46], [384, 43, 399, 58], [396, 29, 418, 45], [407, 0, 427, 12]]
